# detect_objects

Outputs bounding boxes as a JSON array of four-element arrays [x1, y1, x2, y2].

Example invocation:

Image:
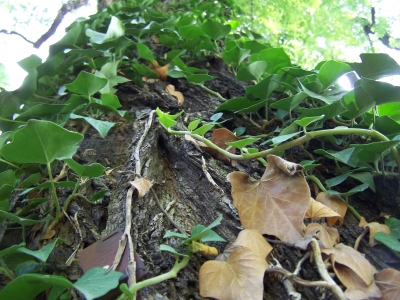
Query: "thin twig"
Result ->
[[293, 251, 311, 276], [271, 259, 301, 299], [354, 227, 368, 251], [310, 238, 346, 300], [201, 156, 224, 195]]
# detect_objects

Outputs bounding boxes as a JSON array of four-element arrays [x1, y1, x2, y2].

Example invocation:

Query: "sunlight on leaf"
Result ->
[[305, 198, 342, 224]]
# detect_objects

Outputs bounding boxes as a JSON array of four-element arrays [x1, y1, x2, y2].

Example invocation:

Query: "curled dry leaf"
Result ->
[[375, 268, 400, 300], [191, 241, 218, 256], [165, 84, 184, 105], [321, 243, 381, 299], [358, 217, 391, 247], [305, 198, 341, 222], [149, 60, 170, 81], [304, 223, 339, 248], [130, 177, 152, 199], [199, 247, 268, 300], [203, 128, 239, 166], [227, 155, 310, 243], [316, 192, 348, 227]]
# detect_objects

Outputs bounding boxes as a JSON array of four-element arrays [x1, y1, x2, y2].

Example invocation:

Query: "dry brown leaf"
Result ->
[[316, 192, 348, 227], [375, 268, 400, 300], [148, 60, 169, 81], [305, 198, 342, 222], [165, 84, 184, 105], [215, 242, 243, 262], [151, 34, 160, 44], [232, 229, 273, 259], [337, 264, 381, 299], [130, 177, 152, 199], [199, 247, 268, 300], [321, 243, 380, 299], [304, 223, 339, 248], [191, 241, 218, 256], [203, 128, 239, 166], [358, 218, 391, 247], [227, 155, 310, 243]]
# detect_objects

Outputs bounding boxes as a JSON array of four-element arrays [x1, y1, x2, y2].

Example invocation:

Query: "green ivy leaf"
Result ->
[[65, 72, 108, 98], [201, 20, 231, 40], [236, 61, 268, 82], [73, 268, 123, 300], [187, 74, 214, 83], [374, 232, 400, 252], [258, 48, 292, 74], [163, 231, 188, 239], [160, 244, 188, 257], [69, 114, 116, 138], [295, 115, 324, 128], [0, 210, 52, 226], [318, 60, 352, 88], [1, 120, 83, 164], [226, 138, 259, 148], [17, 55, 42, 72], [385, 218, 400, 239], [349, 53, 400, 80], [21, 173, 42, 189], [192, 124, 214, 135], [246, 74, 281, 101], [137, 43, 154, 62], [188, 119, 201, 131], [64, 159, 106, 177], [17, 238, 63, 262]]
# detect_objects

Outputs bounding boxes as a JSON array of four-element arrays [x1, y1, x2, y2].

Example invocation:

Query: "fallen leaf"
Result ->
[[232, 229, 273, 259], [227, 155, 310, 243], [149, 61, 170, 81], [304, 223, 339, 248], [305, 198, 342, 222], [191, 241, 218, 256], [215, 242, 243, 262], [316, 192, 348, 227], [358, 218, 391, 247], [375, 268, 400, 300], [204, 128, 239, 166], [165, 84, 184, 105], [199, 247, 268, 300], [130, 177, 152, 199], [321, 243, 380, 299]]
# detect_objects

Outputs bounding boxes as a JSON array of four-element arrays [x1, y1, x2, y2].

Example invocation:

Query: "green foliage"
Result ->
[[1, 0, 400, 297]]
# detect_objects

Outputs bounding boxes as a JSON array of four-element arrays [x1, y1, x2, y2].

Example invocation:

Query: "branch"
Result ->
[[34, 0, 89, 48], [0, 30, 35, 44], [0, 0, 89, 49]]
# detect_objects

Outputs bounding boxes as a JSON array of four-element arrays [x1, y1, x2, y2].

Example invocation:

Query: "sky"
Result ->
[[0, 0, 399, 91], [0, 0, 97, 90]]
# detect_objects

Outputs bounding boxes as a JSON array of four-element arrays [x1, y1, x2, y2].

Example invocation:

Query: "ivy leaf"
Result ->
[[349, 53, 400, 80], [17, 238, 63, 262], [1, 120, 83, 164], [201, 20, 231, 40], [236, 61, 268, 82], [318, 60, 352, 88], [64, 159, 106, 178], [199, 247, 268, 300], [69, 114, 116, 138], [137, 43, 154, 62], [160, 244, 188, 257], [73, 268, 123, 300], [227, 155, 310, 244], [258, 48, 292, 74], [65, 72, 108, 98]]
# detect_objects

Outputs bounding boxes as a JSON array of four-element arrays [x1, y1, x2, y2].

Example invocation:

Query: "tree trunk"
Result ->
[[57, 57, 400, 299]]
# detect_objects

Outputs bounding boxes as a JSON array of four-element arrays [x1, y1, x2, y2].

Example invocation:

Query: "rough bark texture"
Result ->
[[3, 57, 399, 299]]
